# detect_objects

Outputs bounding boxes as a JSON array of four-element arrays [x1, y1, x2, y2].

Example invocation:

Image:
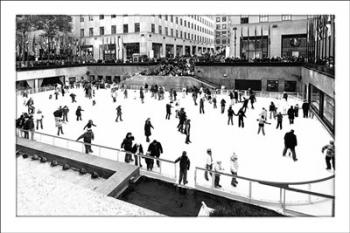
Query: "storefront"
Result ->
[[309, 84, 335, 133]]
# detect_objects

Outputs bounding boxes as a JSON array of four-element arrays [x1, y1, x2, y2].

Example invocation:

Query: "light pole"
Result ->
[[233, 27, 237, 58]]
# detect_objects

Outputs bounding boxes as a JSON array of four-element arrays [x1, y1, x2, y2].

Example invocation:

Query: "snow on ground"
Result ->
[[16, 87, 334, 204], [17, 156, 162, 216]]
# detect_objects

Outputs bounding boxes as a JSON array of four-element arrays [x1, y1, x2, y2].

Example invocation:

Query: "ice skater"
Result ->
[[205, 148, 213, 181], [147, 139, 163, 168], [283, 129, 298, 162], [144, 118, 154, 142], [121, 132, 135, 163], [184, 119, 191, 144], [283, 92, 288, 101], [165, 102, 172, 120], [269, 102, 277, 119], [287, 106, 295, 124], [294, 104, 299, 118], [235, 107, 246, 128], [214, 161, 224, 188], [177, 108, 187, 133], [276, 112, 283, 130], [227, 106, 235, 125], [76, 129, 95, 154], [230, 153, 239, 187], [175, 151, 190, 185], [234, 90, 239, 103], [83, 119, 97, 130], [115, 105, 123, 122], [56, 119, 65, 136], [220, 98, 226, 114], [124, 89, 128, 99], [257, 115, 271, 136], [302, 100, 310, 118], [229, 91, 234, 105], [140, 87, 144, 104], [249, 93, 256, 109], [322, 140, 335, 170], [242, 97, 249, 112], [192, 90, 198, 105], [212, 96, 217, 108], [70, 93, 77, 103], [75, 106, 84, 121], [199, 97, 205, 114], [62, 105, 69, 122]]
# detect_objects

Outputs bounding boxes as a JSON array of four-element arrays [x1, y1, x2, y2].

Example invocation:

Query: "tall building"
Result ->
[[214, 16, 232, 51], [228, 15, 308, 59], [72, 15, 215, 61]]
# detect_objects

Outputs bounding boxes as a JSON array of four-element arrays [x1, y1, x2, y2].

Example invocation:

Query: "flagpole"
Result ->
[[247, 27, 250, 61]]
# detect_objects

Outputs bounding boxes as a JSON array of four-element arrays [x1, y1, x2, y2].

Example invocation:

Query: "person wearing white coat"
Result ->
[[230, 153, 239, 187]]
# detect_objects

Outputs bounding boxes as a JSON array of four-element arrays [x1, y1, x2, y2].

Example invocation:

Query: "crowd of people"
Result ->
[[16, 79, 335, 190]]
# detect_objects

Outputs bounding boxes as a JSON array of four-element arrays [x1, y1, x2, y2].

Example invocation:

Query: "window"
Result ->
[[180, 18, 182, 25], [222, 16, 227, 22], [80, 16, 84, 22], [170, 28, 173, 36], [99, 15, 104, 20], [216, 39, 220, 44], [151, 24, 155, 33], [188, 33, 191, 39], [134, 23, 140, 33], [188, 21, 190, 28], [170, 15, 173, 22], [180, 31, 182, 38], [123, 24, 128, 33], [111, 25, 116, 34], [222, 24, 227, 29], [184, 32, 186, 39], [282, 15, 292, 21], [191, 23, 193, 29], [184, 20, 186, 27], [259, 15, 269, 22], [159, 25, 162, 34], [216, 24, 221, 30], [165, 15, 168, 21], [89, 16, 93, 21], [266, 80, 279, 92], [284, 81, 297, 92], [89, 28, 93, 37], [165, 27, 168, 36], [175, 17, 178, 24], [80, 29, 84, 37], [111, 15, 116, 18], [176, 30, 178, 37], [99, 27, 104, 36], [240, 16, 249, 24], [159, 15, 161, 19]]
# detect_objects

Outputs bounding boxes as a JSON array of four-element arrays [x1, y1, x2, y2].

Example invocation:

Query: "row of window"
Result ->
[[216, 24, 228, 30], [80, 15, 213, 29], [240, 15, 293, 24], [80, 24, 213, 44], [215, 39, 230, 45]]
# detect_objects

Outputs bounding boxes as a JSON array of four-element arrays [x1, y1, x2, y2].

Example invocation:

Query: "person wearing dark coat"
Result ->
[[76, 129, 95, 154], [242, 97, 249, 112], [235, 107, 246, 128], [166, 103, 172, 120], [184, 119, 191, 144], [140, 87, 144, 104], [227, 106, 235, 125], [54, 90, 59, 100], [147, 140, 163, 168], [269, 102, 277, 119], [131, 143, 144, 166], [287, 106, 295, 124], [121, 132, 135, 163], [199, 98, 205, 114], [294, 104, 299, 117], [283, 129, 298, 161], [283, 92, 288, 101], [302, 101, 310, 118], [229, 92, 234, 105], [115, 105, 123, 122], [174, 151, 190, 185], [212, 96, 217, 108], [144, 118, 154, 142], [83, 119, 97, 130], [220, 99, 226, 114], [249, 94, 256, 109], [70, 93, 77, 103], [173, 90, 177, 101], [276, 112, 283, 130], [76, 106, 84, 121], [177, 108, 187, 133], [62, 105, 69, 122], [234, 90, 239, 103], [192, 91, 198, 105], [23, 115, 34, 139]]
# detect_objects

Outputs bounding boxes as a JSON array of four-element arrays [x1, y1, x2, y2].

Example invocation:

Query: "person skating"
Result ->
[[229, 91, 234, 105], [192, 91, 198, 105], [147, 139, 163, 168], [283, 92, 288, 101], [235, 107, 246, 128], [302, 100, 310, 118], [75, 106, 84, 121], [287, 106, 295, 124], [124, 89, 128, 99], [23, 115, 34, 139], [249, 93, 256, 109], [62, 105, 69, 122], [212, 96, 217, 108], [214, 161, 224, 188], [184, 119, 191, 144], [115, 105, 123, 122], [242, 97, 249, 112], [276, 112, 283, 130], [83, 119, 97, 130], [234, 89, 239, 103], [54, 90, 59, 100], [131, 143, 144, 166], [173, 89, 177, 101], [227, 106, 235, 125], [34, 109, 44, 130], [144, 83, 148, 93], [111, 90, 118, 103], [121, 132, 135, 163], [260, 107, 268, 120], [144, 118, 154, 142], [56, 119, 65, 136], [294, 104, 299, 118], [199, 97, 205, 114], [140, 87, 145, 104], [322, 140, 335, 170], [283, 129, 298, 161], [220, 98, 226, 114], [269, 102, 277, 119], [25, 97, 34, 114], [177, 108, 187, 133], [165, 102, 172, 120], [70, 93, 77, 103], [230, 153, 239, 187], [175, 151, 190, 185], [205, 148, 213, 181], [76, 129, 95, 154], [53, 106, 63, 123], [257, 115, 271, 136]]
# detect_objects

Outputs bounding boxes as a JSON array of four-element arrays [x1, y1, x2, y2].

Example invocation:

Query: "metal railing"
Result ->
[[194, 167, 335, 216], [16, 129, 177, 182]]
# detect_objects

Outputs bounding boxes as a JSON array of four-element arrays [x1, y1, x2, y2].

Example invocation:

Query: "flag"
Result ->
[[32, 35, 36, 55], [261, 25, 263, 53]]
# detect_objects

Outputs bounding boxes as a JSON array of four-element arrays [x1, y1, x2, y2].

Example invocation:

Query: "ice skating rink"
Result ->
[[17, 87, 334, 187]]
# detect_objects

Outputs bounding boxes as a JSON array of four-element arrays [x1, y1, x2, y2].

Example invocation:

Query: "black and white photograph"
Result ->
[[1, 1, 349, 233]]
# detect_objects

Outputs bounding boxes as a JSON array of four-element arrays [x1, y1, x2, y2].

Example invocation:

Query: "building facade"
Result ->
[[214, 16, 232, 51], [227, 15, 308, 59], [72, 15, 215, 61]]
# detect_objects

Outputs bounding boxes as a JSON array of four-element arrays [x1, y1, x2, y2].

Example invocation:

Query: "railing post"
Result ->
[[282, 189, 286, 212], [66, 140, 69, 149], [174, 162, 177, 181], [159, 159, 162, 175], [98, 146, 101, 157], [308, 183, 312, 203], [82, 143, 85, 153], [117, 151, 120, 162], [211, 170, 215, 189], [52, 137, 55, 146], [249, 181, 252, 200], [194, 168, 197, 186], [331, 198, 335, 217]]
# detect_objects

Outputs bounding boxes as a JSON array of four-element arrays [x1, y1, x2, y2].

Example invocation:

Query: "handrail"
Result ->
[[195, 166, 334, 189]]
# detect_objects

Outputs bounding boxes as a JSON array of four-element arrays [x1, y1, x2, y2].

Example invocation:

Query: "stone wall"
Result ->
[[301, 67, 335, 98]]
